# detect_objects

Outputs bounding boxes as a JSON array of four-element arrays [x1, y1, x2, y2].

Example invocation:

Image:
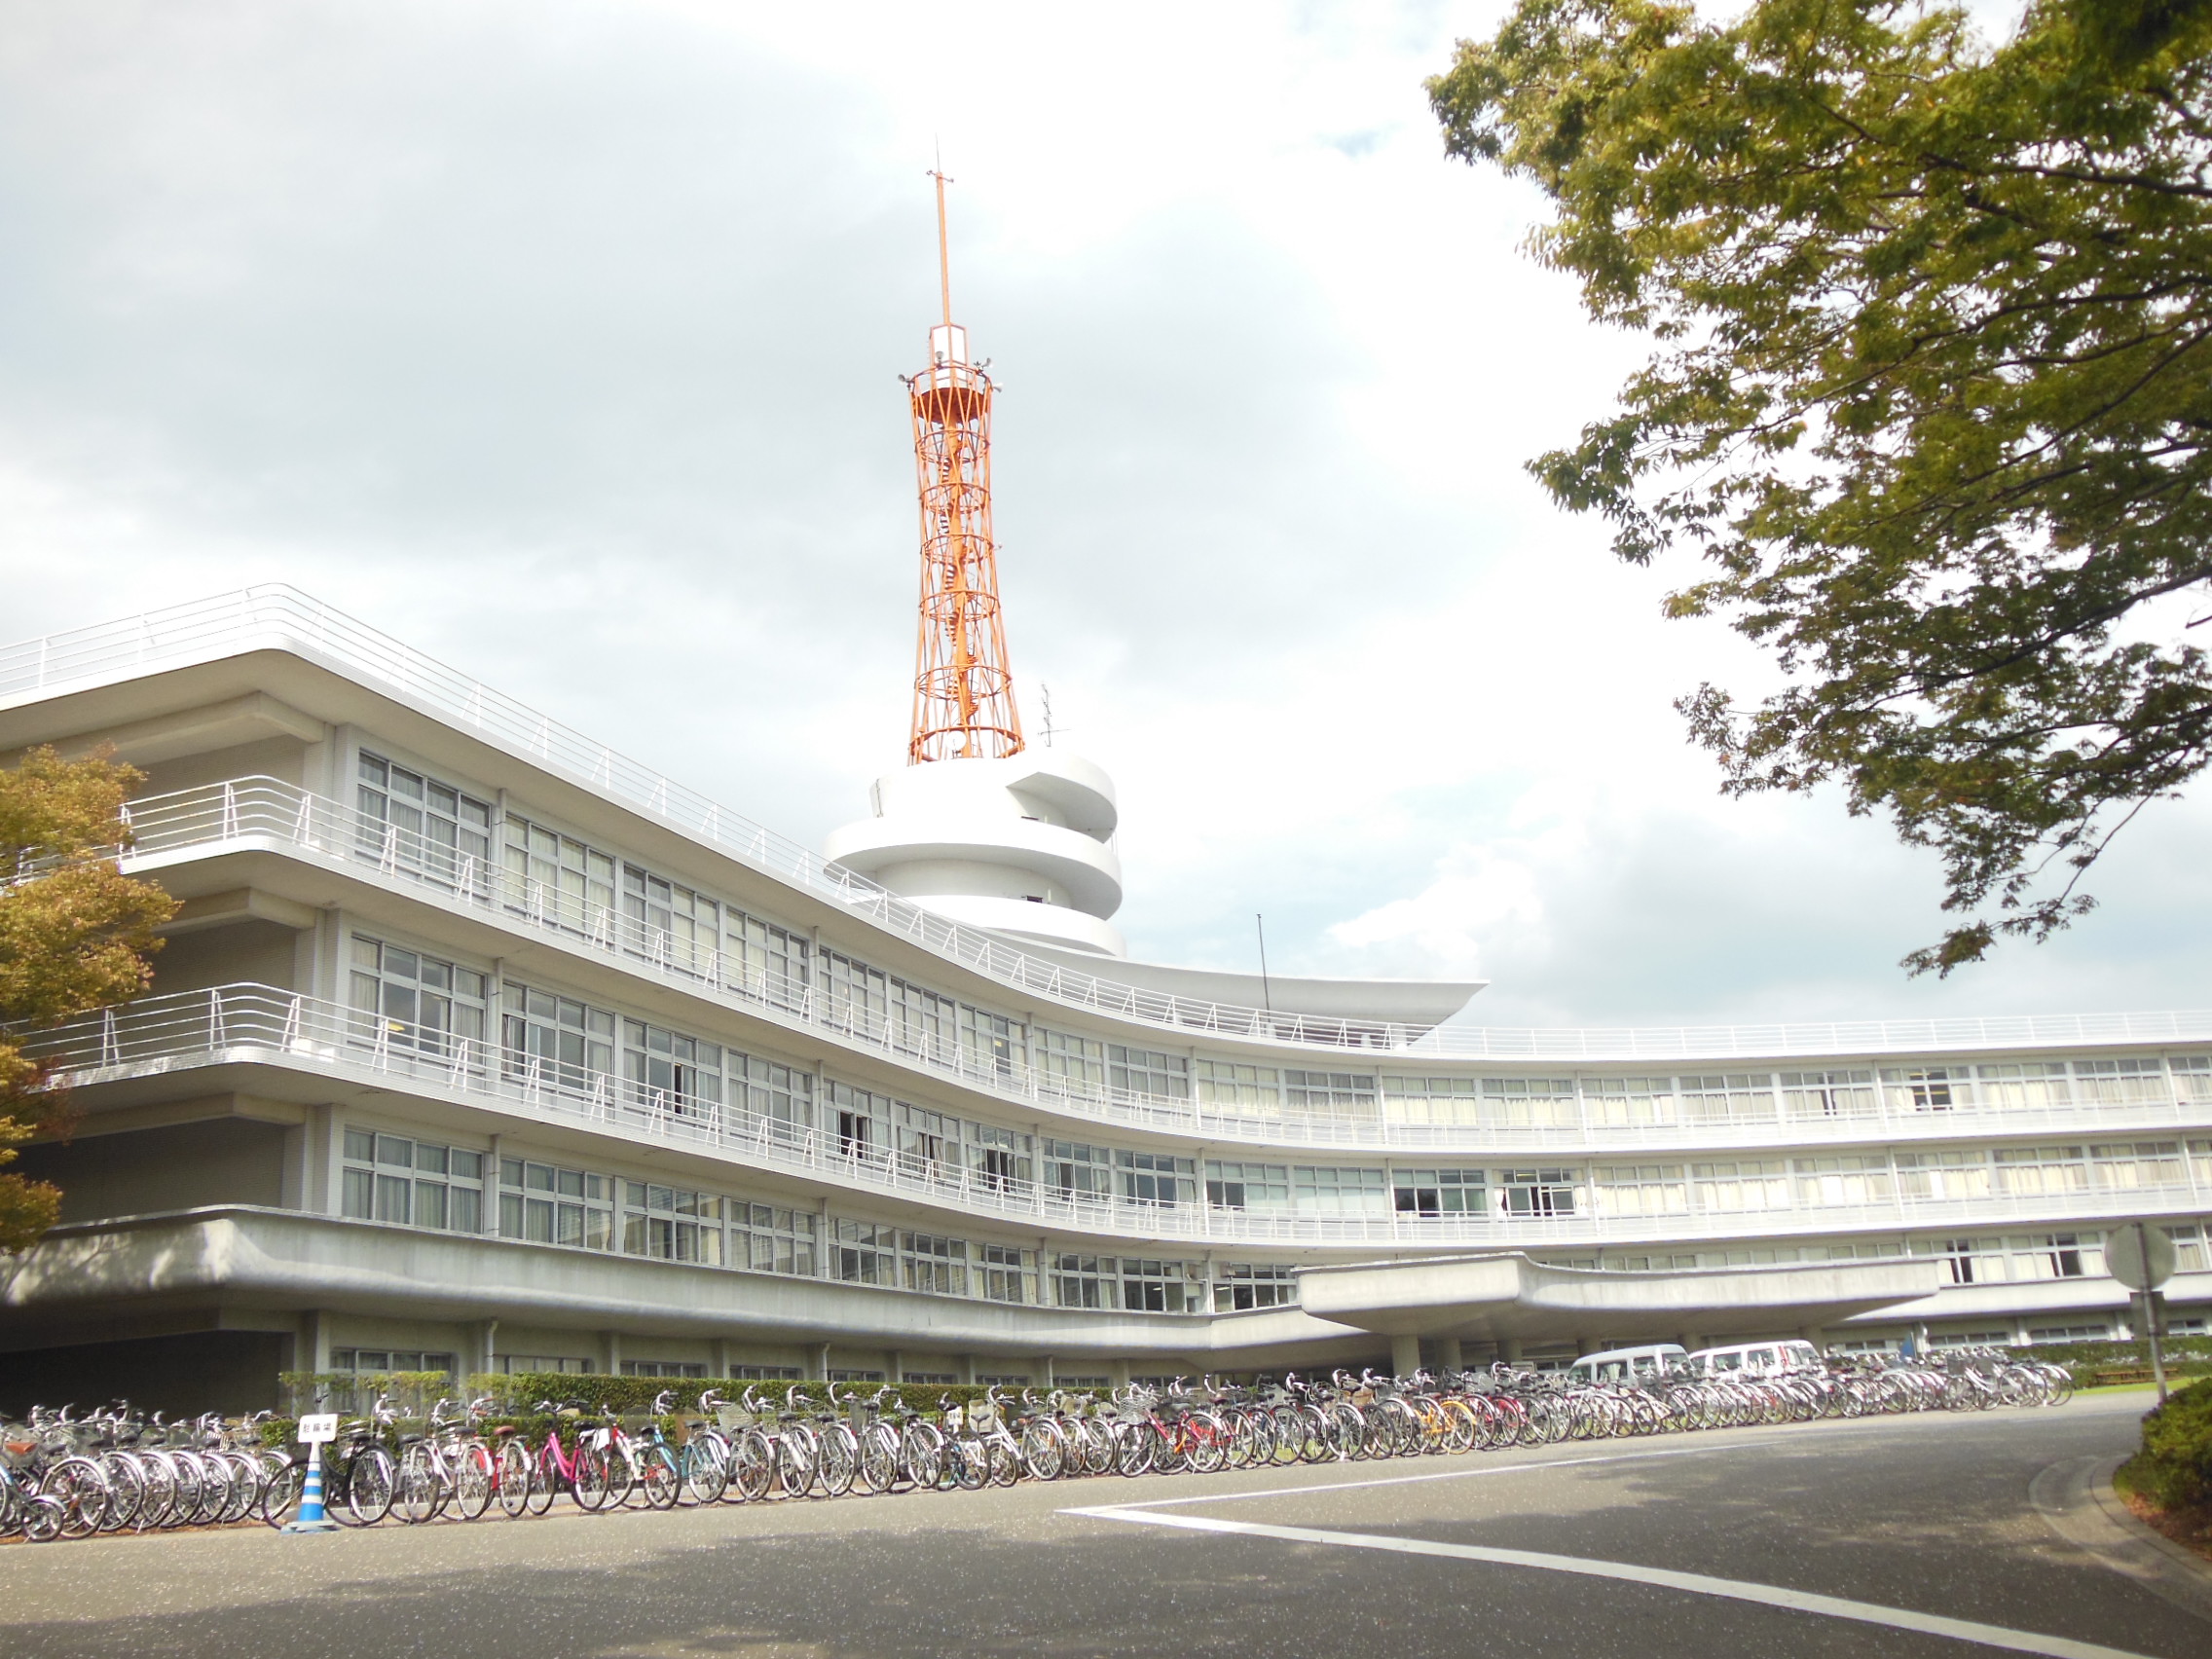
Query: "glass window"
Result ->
[[728, 910, 810, 1010], [978, 1242, 1032, 1304], [2090, 1141, 2185, 1190], [348, 936, 489, 1060], [1677, 1075, 1778, 1124], [356, 752, 494, 898], [1109, 1046, 1190, 1100], [503, 813, 617, 940], [1120, 1258, 1198, 1313], [1045, 1140, 1115, 1201], [1213, 1263, 1298, 1311], [498, 1157, 612, 1250], [901, 1232, 968, 1296], [1380, 1076, 1487, 1128], [1391, 1167, 1488, 1217], [1578, 1078, 1678, 1129], [959, 1007, 1024, 1081], [1293, 1165, 1389, 1215], [1992, 1145, 2087, 1196], [2008, 1232, 2100, 1280], [1206, 1161, 1290, 1210], [1781, 1071, 1878, 1119], [1283, 1071, 1378, 1115], [1479, 1078, 1578, 1129], [618, 863, 719, 981], [341, 1126, 484, 1235], [2073, 1058, 2167, 1106], [732, 1202, 817, 1276], [1195, 1060, 1278, 1111], [500, 982, 616, 1098], [620, 1016, 722, 1120], [1691, 1160, 1789, 1212], [1118, 1149, 1196, 1207], [2170, 1056, 2212, 1105], [1975, 1062, 2071, 1109], [1792, 1155, 1895, 1206], [1592, 1164, 1688, 1217], [1912, 1235, 2007, 1285], [1498, 1167, 1579, 1217], [1052, 1253, 1115, 1309], [1036, 1029, 1106, 1097], [620, 1182, 723, 1265], [1894, 1148, 1992, 1200], [1880, 1067, 1964, 1113], [833, 1219, 895, 1285]]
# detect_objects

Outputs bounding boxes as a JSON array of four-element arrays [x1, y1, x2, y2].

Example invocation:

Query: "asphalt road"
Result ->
[[2, 1389, 2206, 1659]]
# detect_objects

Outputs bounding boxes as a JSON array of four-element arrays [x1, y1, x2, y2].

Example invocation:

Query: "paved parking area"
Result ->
[[2, 1390, 2206, 1658]]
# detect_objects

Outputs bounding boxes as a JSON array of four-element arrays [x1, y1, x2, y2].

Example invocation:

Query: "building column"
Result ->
[[298, 1309, 333, 1382], [712, 1338, 731, 1378], [885, 1350, 903, 1385], [959, 1353, 977, 1384], [812, 1342, 831, 1382], [1498, 1337, 1525, 1364], [1437, 1338, 1464, 1375], [1390, 1334, 1421, 1379], [600, 1330, 621, 1376], [1798, 1324, 1825, 1351], [473, 1318, 499, 1380], [1039, 1354, 1055, 1387], [1677, 1334, 1704, 1354]]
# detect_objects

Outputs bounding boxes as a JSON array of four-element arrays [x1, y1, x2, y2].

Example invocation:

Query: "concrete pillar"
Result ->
[[601, 1330, 622, 1376], [1039, 1354, 1055, 1387], [1677, 1334, 1704, 1354], [711, 1338, 731, 1378], [1390, 1334, 1422, 1380], [1438, 1339, 1464, 1375], [1498, 1337, 1525, 1364], [473, 1318, 498, 1380], [959, 1353, 977, 1384], [299, 1309, 332, 1378], [812, 1342, 831, 1381], [1798, 1324, 1825, 1352]]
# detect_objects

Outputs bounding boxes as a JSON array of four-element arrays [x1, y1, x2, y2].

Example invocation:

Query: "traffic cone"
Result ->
[[282, 1440, 340, 1533]]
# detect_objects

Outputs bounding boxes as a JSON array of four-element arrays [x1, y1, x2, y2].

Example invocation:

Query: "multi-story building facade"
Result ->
[[2, 589, 2208, 1411]]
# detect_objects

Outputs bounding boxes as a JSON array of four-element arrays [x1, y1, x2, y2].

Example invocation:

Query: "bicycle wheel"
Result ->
[[571, 1444, 617, 1512], [681, 1437, 730, 1505], [259, 1457, 302, 1527], [1019, 1420, 1066, 1483], [637, 1446, 682, 1511], [523, 1443, 558, 1516], [497, 1440, 534, 1518], [40, 1457, 112, 1538], [775, 1428, 819, 1498], [815, 1425, 858, 1498], [732, 1428, 775, 1502], [857, 1423, 901, 1493], [986, 1436, 1019, 1488], [944, 1436, 987, 1491], [1112, 1419, 1151, 1477], [21, 1493, 63, 1543], [135, 1454, 179, 1530], [899, 1421, 943, 1490], [452, 1443, 496, 1521], [392, 1445, 440, 1525], [343, 1447, 396, 1526], [184, 1454, 232, 1526], [96, 1452, 146, 1531]]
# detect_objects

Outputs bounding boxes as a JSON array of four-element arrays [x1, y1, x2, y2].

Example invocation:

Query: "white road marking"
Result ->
[[1059, 1505, 2162, 1659], [1097, 1439, 1783, 1511]]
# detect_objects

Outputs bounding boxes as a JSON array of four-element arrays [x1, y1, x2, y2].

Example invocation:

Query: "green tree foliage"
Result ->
[[1429, 0, 2212, 972], [0, 748, 176, 1249]]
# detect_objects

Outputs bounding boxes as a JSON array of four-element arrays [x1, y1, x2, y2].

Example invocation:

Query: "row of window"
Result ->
[[358, 752, 2212, 1137], [339, 1125, 1301, 1309]]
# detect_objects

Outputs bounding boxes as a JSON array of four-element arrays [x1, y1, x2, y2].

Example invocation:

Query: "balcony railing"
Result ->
[[21, 586, 2212, 1061], [21, 983, 2212, 1250], [103, 778, 2212, 1155]]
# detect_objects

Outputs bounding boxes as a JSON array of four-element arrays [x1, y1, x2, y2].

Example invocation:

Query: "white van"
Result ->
[[1686, 1339, 1822, 1377], [1567, 1344, 1686, 1384]]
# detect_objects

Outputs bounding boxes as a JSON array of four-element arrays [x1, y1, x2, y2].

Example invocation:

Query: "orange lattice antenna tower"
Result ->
[[905, 166, 1024, 763]]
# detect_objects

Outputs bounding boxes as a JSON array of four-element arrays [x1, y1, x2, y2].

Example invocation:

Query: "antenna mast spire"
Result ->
[[906, 166, 1024, 763]]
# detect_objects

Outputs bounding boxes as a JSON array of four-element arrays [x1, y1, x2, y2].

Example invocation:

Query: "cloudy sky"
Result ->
[[3, 0, 2205, 1029]]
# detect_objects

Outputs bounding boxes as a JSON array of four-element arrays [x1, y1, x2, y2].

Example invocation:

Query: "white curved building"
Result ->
[[0, 588, 2206, 1411]]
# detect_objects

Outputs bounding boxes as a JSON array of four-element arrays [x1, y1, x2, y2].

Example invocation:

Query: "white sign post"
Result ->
[[2107, 1222, 2177, 1404], [282, 1413, 344, 1533]]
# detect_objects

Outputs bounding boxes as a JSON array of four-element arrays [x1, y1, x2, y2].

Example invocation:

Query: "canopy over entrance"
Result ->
[[1298, 1252, 1939, 1347]]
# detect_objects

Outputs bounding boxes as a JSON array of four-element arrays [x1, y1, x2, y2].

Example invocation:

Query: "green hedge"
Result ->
[[2114, 1377, 2212, 1512]]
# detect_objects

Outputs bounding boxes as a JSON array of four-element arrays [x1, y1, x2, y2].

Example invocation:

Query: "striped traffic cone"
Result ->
[[282, 1441, 340, 1533]]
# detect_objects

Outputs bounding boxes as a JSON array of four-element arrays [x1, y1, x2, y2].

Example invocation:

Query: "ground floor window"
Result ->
[[2026, 1324, 2111, 1343], [975, 1374, 1031, 1385], [827, 1369, 884, 1382], [621, 1360, 707, 1378], [1213, 1264, 1298, 1310], [498, 1354, 592, 1374], [726, 1366, 802, 1381], [903, 1371, 958, 1384], [333, 1348, 456, 1374]]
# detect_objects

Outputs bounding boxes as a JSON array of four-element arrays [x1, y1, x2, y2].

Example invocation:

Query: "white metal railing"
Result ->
[[21, 586, 2212, 1061], [19, 984, 2212, 1249], [101, 778, 2212, 1154]]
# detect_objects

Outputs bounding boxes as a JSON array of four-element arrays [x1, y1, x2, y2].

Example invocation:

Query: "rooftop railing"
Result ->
[[15, 585, 2212, 1059], [21, 983, 2212, 1250], [111, 778, 2212, 1153]]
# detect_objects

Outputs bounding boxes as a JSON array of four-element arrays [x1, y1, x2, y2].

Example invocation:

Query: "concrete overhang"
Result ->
[[1298, 1252, 1942, 1345]]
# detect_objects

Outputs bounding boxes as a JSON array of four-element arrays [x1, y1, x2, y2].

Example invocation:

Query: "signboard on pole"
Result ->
[[2107, 1222, 2176, 1292], [297, 1413, 341, 1444]]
